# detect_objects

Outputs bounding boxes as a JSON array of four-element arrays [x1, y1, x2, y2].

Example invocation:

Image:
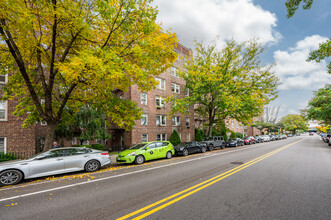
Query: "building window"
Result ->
[[0, 74, 7, 90], [156, 115, 166, 126], [142, 134, 148, 142], [141, 93, 147, 105], [157, 134, 166, 141], [186, 133, 191, 142], [171, 83, 180, 94], [171, 67, 179, 77], [0, 101, 7, 121], [141, 113, 148, 125], [186, 118, 190, 127], [231, 122, 234, 128], [0, 137, 5, 153], [155, 96, 165, 109], [172, 116, 180, 126], [72, 137, 77, 145], [96, 139, 102, 144], [185, 88, 189, 97], [82, 140, 89, 145], [155, 77, 166, 90]]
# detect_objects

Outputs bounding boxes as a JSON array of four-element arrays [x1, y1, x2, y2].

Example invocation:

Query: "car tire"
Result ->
[[201, 146, 207, 153], [221, 143, 225, 149], [85, 160, 101, 172], [235, 143, 237, 147], [166, 151, 172, 159], [182, 149, 189, 156], [135, 155, 145, 164], [0, 169, 23, 186], [208, 144, 214, 151]]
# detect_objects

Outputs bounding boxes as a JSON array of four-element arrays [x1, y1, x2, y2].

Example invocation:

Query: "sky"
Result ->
[[152, 0, 331, 120]]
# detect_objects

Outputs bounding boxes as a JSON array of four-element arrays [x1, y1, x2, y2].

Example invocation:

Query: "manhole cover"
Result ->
[[231, 162, 244, 165]]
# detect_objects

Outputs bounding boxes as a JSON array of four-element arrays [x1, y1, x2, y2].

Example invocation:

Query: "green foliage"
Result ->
[[169, 130, 181, 146], [285, 0, 313, 18], [253, 121, 278, 133], [170, 39, 279, 137], [0, 152, 17, 162], [195, 129, 205, 141], [305, 84, 331, 124], [235, 132, 243, 139], [91, 144, 104, 151], [279, 114, 308, 133], [230, 131, 237, 138]]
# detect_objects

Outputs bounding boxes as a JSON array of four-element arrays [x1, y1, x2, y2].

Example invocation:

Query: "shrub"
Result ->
[[195, 129, 205, 141], [0, 152, 17, 162], [235, 132, 243, 139], [91, 144, 104, 151], [169, 130, 181, 146]]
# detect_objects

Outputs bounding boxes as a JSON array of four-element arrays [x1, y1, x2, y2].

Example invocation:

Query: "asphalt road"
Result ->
[[1, 135, 331, 220]]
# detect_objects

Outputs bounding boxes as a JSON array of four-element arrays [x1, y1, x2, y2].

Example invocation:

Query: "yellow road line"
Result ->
[[118, 139, 303, 220]]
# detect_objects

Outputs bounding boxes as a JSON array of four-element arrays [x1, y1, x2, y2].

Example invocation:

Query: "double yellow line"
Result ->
[[117, 139, 303, 220]]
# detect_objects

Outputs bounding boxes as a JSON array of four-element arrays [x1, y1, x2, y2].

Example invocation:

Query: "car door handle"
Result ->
[[84, 155, 89, 157], [20, 163, 28, 165], [56, 158, 63, 161]]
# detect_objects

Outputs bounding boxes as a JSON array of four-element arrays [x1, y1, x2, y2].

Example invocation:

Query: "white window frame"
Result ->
[[0, 137, 6, 153], [141, 93, 147, 105], [186, 117, 190, 127], [171, 83, 180, 94], [141, 113, 148, 125], [186, 133, 191, 142], [72, 137, 77, 145], [0, 100, 8, 121], [156, 96, 165, 109], [185, 88, 190, 97], [156, 115, 166, 126], [157, 134, 166, 141], [155, 77, 166, 90], [0, 73, 8, 84], [172, 116, 180, 126], [82, 140, 89, 145], [171, 67, 179, 77], [40, 99, 47, 125], [142, 134, 148, 142]]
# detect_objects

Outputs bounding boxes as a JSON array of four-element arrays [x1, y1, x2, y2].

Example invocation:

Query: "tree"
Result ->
[[169, 130, 181, 146], [279, 114, 308, 134], [170, 39, 279, 136], [304, 84, 331, 125], [0, 0, 177, 150], [56, 105, 110, 145], [285, 0, 331, 73]]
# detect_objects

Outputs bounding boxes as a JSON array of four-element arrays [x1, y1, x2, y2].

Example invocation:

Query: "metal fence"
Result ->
[[0, 151, 34, 162]]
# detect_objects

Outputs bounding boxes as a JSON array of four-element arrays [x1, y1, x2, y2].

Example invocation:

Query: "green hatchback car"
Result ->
[[116, 141, 175, 165]]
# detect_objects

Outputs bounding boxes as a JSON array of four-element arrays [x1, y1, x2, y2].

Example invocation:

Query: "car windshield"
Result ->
[[130, 143, 146, 150]]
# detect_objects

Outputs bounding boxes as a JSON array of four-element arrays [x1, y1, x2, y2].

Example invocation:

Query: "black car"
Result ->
[[226, 138, 244, 147], [174, 142, 207, 156]]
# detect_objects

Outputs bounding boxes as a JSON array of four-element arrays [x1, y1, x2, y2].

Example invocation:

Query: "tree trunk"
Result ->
[[43, 123, 57, 151]]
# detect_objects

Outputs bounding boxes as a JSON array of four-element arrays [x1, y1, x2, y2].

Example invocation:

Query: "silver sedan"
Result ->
[[0, 147, 111, 186]]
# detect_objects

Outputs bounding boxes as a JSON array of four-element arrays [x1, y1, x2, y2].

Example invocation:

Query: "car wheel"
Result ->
[[135, 155, 145, 164], [208, 144, 214, 151], [221, 143, 225, 149], [85, 160, 101, 172], [166, 151, 172, 159], [0, 170, 23, 186], [201, 146, 207, 153], [235, 143, 237, 147], [182, 149, 189, 156]]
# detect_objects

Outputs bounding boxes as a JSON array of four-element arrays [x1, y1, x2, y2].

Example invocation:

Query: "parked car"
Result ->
[[226, 138, 244, 147], [0, 147, 111, 187], [269, 135, 275, 141], [201, 136, 226, 151], [279, 134, 287, 139], [260, 135, 271, 142], [174, 142, 207, 156], [323, 134, 331, 143], [287, 134, 293, 137], [255, 136, 264, 143], [243, 136, 256, 145], [116, 141, 174, 165]]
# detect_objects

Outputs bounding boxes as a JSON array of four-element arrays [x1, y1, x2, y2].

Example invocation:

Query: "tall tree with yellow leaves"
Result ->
[[0, 0, 177, 150]]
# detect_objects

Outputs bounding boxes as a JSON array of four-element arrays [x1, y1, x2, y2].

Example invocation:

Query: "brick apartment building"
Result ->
[[0, 43, 195, 156], [105, 43, 195, 151]]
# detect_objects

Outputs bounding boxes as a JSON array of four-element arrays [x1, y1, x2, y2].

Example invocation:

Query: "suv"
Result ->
[[202, 136, 226, 151]]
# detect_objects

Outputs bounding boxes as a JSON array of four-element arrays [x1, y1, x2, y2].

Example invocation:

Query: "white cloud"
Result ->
[[154, 0, 281, 49], [274, 35, 331, 90]]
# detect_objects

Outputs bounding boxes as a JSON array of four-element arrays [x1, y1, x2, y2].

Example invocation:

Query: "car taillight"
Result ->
[[101, 152, 109, 155]]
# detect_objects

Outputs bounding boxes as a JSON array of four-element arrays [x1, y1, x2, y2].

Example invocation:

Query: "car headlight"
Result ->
[[126, 152, 136, 157]]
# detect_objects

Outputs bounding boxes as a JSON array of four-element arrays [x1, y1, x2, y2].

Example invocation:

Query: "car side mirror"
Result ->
[[145, 147, 149, 150]]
